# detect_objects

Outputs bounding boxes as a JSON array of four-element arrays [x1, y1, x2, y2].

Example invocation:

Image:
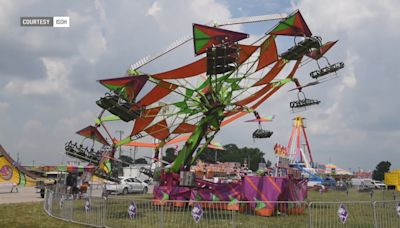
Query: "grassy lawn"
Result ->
[[106, 188, 399, 202], [308, 188, 399, 201], [0, 202, 86, 228], [0, 189, 398, 228]]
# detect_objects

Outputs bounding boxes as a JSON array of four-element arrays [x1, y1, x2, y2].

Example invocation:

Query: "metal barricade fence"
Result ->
[[104, 199, 308, 228], [43, 188, 49, 213], [71, 196, 106, 227], [50, 192, 66, 220], [373, 200, 400, 228], [44, 189, 310, 228], [308, 201, 375, 227], [43, 190, 73, 222], [236, 201, 308, 228], [105, 197, 162, 228], [43, 189, 400, 228]]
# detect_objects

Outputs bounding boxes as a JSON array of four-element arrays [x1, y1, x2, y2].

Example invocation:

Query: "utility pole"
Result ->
[[116, 130, 124, 176], [115, 130, 124, 158], [134, 146, 137, 163], [129, 147, 137, 166]]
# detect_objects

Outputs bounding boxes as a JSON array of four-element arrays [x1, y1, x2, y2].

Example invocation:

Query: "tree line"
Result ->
[[163, 143, 268, 171]]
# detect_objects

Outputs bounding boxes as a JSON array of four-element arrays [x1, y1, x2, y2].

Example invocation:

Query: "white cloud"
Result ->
[[68, 3, 107, 64], [147, 0, 232, 24], [94, 0, 107, 22], [189, 0, 231, 22], [59, 110, 96, 130], [294, 0, 377, 34], [309, 48, 359, 135], [147, 1, 162, 16], [341, 50, 358, 88], [0, 0, 16, 33], [67, 10, 91, 26], [144, 0, 239, 33], [78, 26, 107, 63], [5, 57, 70, 95]]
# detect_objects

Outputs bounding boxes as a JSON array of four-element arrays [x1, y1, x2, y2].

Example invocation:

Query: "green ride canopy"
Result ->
[[193, 23, 248, 55]]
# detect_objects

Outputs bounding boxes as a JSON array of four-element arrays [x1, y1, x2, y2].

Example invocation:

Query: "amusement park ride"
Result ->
[[245, 111, 274, 140], [65, 10, 344, 214], [287, 116, 314, 169]]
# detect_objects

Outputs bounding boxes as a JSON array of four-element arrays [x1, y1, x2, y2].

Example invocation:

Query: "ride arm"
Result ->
[[169, 105, 225, 173]]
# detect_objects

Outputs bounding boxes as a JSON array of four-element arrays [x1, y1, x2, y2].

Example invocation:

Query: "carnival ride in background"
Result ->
[[287, 116, 314, 169], [0, 145, 36, 187], [65, 10, 344, 216], [273, 116, 335, 188]]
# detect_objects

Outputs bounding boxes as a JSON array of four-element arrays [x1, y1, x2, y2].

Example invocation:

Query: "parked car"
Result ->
[[106, 177, 149, 195], [371, 180, 386, 189]]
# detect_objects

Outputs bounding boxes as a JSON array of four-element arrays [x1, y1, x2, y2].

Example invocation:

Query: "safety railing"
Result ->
[[44, 189, 400, 228], [373, 200, 400, 228], [308, 201, 375, 227]]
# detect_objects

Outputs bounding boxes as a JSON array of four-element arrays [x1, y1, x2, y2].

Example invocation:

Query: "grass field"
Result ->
[[308, 187, 399, 201], [1, 188, 398, 228], [0, 202, 86, 228]]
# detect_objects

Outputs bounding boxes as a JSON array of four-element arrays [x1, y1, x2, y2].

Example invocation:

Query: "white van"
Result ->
[[371, 180, 386, 189], [360, 179, 375, 188], [351, 178, 371, 187]]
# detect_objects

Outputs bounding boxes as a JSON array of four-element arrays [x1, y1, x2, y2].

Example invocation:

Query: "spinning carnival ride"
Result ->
[[65, 10, 344, 182], [244, 112, 274, 140]]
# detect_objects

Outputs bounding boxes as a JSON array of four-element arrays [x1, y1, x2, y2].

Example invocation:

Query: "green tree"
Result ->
[[134, 158, 148, 164], [119, 155, 134, 167], [197, 147, 217, 163], [372, 161, 391, 181], [266, 160, 272, 168], [198, 143, 265, 171], [163, 147, 177, 163]]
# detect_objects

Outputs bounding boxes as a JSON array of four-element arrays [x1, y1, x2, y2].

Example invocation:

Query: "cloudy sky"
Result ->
[[0, 0, 399, 171]]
